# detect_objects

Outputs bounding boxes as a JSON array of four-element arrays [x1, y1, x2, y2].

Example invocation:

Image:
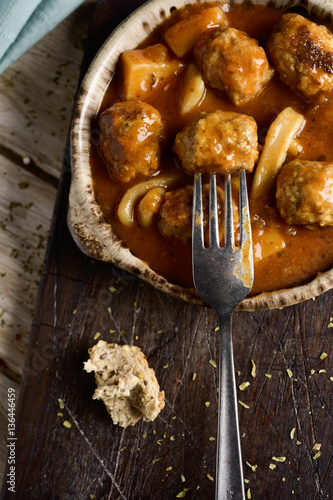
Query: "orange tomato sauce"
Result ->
[[90, 2, 333, 296]]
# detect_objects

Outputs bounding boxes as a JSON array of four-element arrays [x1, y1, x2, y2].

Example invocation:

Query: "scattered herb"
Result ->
[[246, 462, 257, 472], [251, 360, 256, 378], [209, 359, 217, 368], [176, 489, 189, 498], [239, 382, 250, 391], [10, 249, 19, 259]]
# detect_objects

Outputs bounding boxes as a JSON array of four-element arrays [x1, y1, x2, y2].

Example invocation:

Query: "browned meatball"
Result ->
[[194, 27, 274, 105], [159, 186, 194, 242], [98, 100, 164, 182], [173, 110, 258, 176], [276, 160, 333, 226], [267, 14, 333, 99], [159, 183, 238, 243]]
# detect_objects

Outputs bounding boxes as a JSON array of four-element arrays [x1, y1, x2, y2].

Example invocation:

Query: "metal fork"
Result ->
[[192, 171, 254, 500]]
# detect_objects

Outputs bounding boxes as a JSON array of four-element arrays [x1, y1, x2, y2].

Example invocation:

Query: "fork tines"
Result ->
[[193, 170, 251, 251]]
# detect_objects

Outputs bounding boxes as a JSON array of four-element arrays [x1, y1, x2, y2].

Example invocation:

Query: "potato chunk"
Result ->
[[164, 6, 228, 58], [173, 110, 258, 175], [120, 44, 184, 100]]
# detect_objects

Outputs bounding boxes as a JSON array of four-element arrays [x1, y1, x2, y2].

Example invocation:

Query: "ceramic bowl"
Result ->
[[69, 0, 333, 311]]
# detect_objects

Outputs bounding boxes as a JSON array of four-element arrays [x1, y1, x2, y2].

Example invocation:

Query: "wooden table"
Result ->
[[1, 1, 332, 499], [0, 0, 94, 480]]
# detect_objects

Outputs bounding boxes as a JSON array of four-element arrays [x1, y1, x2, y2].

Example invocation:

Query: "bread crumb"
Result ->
[[84, 340, 165, 428]]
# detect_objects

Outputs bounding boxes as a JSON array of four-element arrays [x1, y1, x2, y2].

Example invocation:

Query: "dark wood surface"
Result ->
[[1, 1, 333, 498]]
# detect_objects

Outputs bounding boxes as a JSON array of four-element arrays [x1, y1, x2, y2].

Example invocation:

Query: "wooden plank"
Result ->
[[0, 156, 56, 373], [0, 0, 94, 479], [0, 374, 20, 487], [0, 0, 94, 181], [1, 1, 333, 499]]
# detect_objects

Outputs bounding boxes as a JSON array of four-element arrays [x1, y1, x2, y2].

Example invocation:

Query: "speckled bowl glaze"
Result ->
[[69, 0, 333, 311]]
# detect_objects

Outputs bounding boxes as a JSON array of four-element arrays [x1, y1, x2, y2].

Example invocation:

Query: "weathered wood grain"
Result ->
[[0, 0, 94, 181], [1, 1, 332, 499], [0, 0, 94, 480]]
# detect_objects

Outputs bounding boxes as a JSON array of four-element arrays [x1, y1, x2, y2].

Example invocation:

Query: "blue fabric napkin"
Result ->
[[0, 0, 87, 75]]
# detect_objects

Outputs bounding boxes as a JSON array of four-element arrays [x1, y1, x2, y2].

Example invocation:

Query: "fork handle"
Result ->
[[216, 311, 245, 500]]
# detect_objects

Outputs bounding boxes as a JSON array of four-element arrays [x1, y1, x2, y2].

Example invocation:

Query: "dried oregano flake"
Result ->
[[250, 360, 256, 378], [176, 488, 189, 498]]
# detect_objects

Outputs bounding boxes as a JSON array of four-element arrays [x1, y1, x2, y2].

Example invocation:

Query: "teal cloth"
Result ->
[[0, 0, 86, 74]]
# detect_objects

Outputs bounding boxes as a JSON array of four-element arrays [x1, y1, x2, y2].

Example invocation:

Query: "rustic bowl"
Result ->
[[69, 0, 333, 311]]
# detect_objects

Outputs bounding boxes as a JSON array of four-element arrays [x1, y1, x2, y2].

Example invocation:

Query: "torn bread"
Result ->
[[84, 340, 165, 427]]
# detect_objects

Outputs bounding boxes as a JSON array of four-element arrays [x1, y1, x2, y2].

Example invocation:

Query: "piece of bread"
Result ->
[[84, 341, 165, 428]]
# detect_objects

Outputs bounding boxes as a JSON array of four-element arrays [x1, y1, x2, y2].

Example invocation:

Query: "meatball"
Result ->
[[267, 14, 333, 99], [276, 160, 333, 226], [98, 100, 164, 182], [194, 27, 274, 105], [173, 110, 258, 176], [159, 183, 238, 243], [159, 185, 194, 242]]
